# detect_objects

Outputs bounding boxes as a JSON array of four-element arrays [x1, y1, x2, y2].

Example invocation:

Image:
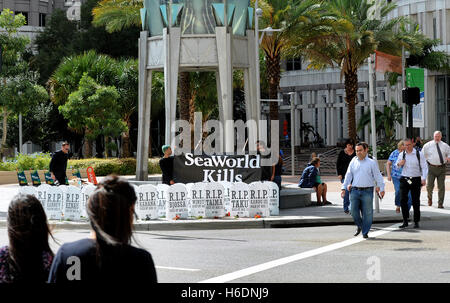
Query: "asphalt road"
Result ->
[[1, 219, 449, 283]]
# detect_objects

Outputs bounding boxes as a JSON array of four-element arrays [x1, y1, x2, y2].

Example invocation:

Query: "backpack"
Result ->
[[402, 148, 422, 174]]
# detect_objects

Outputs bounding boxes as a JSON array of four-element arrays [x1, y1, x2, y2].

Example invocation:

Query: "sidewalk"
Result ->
[[1, 175, 449, 231]]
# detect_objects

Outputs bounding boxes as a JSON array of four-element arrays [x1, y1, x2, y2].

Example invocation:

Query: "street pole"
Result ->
[[368, 54, 380, 213], [290, 93, 295, 176], [402, 46, 407, 139], [255, 0, 261, 121], [19, 114, 22, 154]]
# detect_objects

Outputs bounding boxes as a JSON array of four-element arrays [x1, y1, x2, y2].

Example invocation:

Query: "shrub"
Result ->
[[369, 141, 398, 160], [0, 156, 162, 176], [68, 158, 161, 176]]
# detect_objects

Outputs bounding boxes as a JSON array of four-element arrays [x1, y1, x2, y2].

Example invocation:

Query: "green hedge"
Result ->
[[0, 154, 162, 176], [69, 158, 161, 176]]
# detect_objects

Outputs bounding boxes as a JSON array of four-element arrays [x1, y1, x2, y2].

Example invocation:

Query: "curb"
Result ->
[[1, 214, 447, 231]]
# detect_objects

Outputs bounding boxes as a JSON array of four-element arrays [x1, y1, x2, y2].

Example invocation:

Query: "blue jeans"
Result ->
[[393, 177, 412, 210], [341, 179, 350, 211], [350, 188, 373, 236]]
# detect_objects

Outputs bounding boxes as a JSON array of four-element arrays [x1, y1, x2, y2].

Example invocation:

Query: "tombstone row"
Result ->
[[18, 181, 279, 221]]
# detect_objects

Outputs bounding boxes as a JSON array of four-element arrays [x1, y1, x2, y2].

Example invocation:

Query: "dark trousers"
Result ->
[[400, 177, 422, 223]]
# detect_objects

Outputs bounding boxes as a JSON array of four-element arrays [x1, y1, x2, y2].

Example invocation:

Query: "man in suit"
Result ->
[[49, 142, 70, 185]]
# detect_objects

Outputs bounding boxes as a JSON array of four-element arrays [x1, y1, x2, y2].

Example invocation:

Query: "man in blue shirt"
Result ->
[[342, 142, 385, 238]]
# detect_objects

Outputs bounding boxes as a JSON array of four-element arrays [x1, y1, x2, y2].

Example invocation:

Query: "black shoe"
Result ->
[[363, 234, 369, 239], [399, 222, 408, 229], [344, 210, 349, 214], [414, 223, 419, 228], [354, 227, 362, 236]]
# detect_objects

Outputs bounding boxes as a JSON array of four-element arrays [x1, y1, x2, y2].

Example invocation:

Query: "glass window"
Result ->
[[39, 13, 46, 27], [286, 58, 302, 71]]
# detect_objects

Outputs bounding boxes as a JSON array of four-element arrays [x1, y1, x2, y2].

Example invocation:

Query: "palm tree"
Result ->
[[357, 101, 403, 141], [286, 0, 424, 142], [256, 0, 322, 122]]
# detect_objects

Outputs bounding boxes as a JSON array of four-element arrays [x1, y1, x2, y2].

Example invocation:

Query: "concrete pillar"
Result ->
[[216, 27, 234, 154], [246, 29, 259, 126], [136, 31, 151, 181], [163, 27, 181, 146]]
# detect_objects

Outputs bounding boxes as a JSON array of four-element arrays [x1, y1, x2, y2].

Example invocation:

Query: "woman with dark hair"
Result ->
[[0, 194, 54, 283], [48, 175, 157, 283]]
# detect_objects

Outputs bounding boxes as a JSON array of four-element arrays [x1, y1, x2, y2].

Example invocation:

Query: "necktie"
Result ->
[[436, 142, 444, 165]]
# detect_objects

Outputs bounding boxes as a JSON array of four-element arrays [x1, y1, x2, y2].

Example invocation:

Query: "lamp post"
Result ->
[[288, 92, 296, 176]]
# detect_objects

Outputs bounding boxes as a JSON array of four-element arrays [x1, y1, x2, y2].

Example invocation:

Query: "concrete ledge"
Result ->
[[280, 184, 315, 209]]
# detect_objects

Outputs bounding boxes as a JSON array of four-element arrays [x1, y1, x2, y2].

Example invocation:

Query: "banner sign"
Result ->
[[173, 153, 262, 183], [406, 68, 425, 128]]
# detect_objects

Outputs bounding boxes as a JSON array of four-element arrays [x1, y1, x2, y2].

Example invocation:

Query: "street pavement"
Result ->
[[0, 175, 449, 283], [1, 175, 450, 229]]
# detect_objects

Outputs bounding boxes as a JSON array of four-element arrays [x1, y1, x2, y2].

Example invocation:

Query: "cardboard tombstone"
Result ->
[[36, 184, 52, 209], [188, 182, 206, 218], [81, 184, 96, 218], [63, 186, 82, 221], [204, 182, 225, 218], [230, 182, 250, 218], [265, 181, 279, 216], [136, 184, 159, 220], [45, 186, 64, 220], [166, 183, 188, 220], [185, 183, 195, 215], [156, 184, 170, 218], [219, 181, 232, 215], [248, 182, 270, 218], [19, 185, 37, 197]]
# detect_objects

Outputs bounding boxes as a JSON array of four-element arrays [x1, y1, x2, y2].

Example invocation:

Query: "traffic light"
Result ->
[[402, 87, 420, 105]]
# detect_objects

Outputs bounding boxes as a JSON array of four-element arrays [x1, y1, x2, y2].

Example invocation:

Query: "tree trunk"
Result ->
[[83, 137, 93, 158], [344, 70, 358, 142], [1, 109, 9, 159], [266, 54, 281, 122], [121, 120, 132, 158], [179, 72, 191, 121]]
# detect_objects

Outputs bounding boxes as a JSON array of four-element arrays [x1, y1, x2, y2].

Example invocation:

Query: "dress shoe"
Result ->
[[363, 234, 369, 239], [438, 205, 444, 209], [399, 222, 408, 228], [354, 227, 362, 236], [428, 200, 432, 206], [344, 210, 349, 214], [414, 223, 419, 228]]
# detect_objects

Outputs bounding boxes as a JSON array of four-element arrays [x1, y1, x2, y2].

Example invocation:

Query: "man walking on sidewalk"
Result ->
[[422, 131, 450, 209], [342, 142, 385, 238], [396, 139, 428, 229]]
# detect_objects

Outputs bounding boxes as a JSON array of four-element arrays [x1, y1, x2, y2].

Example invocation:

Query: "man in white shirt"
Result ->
[[342, 142, 385, 238], [396, 138, 428, 228], [422, 131, 450, 208]]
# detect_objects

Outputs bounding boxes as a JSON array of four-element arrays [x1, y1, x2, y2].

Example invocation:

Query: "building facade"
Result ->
[[277, 0, 450, 148], [0, 0, 84, 41]]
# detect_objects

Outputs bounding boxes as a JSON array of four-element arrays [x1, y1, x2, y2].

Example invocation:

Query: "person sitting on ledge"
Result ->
[[298, 157, 328, 206]]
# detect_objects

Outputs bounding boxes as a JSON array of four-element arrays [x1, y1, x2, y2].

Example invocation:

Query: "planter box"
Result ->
[[0, 169, 88, 185]]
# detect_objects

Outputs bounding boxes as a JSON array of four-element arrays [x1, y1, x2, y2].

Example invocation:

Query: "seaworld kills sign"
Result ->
[[173, 153, 262, 183]]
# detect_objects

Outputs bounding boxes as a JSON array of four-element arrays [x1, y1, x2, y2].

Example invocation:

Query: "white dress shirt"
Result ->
[[422, 140, 450, 165], [342, 156, 385, 192], [395, 149, 428, 181]]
